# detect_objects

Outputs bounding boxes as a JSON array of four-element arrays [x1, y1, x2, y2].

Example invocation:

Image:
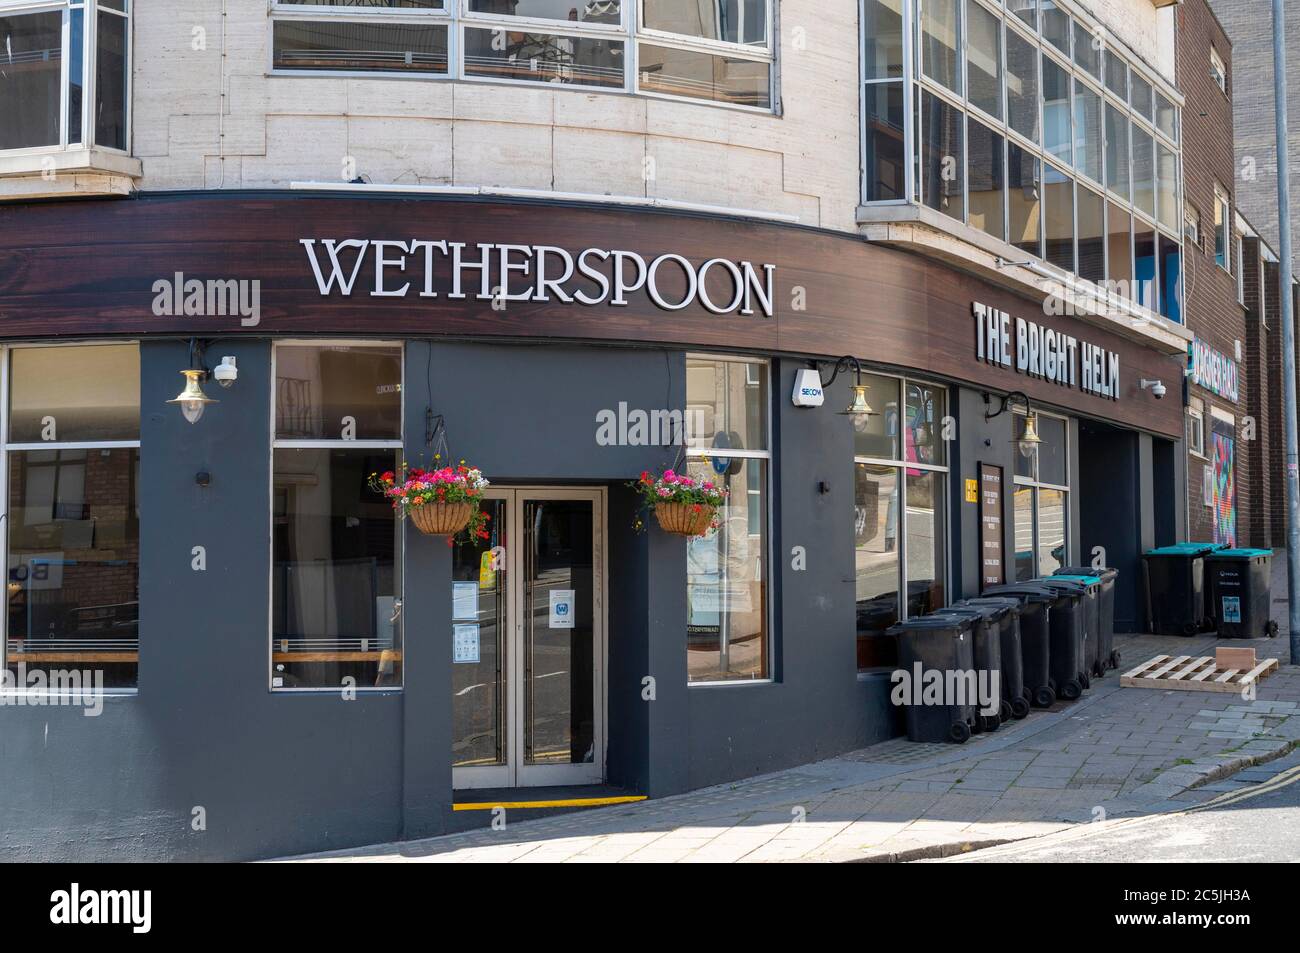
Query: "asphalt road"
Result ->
[[942, 757, 1300, 863]]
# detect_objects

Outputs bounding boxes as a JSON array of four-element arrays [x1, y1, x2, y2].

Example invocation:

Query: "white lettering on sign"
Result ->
[[972, 302, 1119, 400], [300, 239, 776, 318], [1189, 337, 1239, 403]]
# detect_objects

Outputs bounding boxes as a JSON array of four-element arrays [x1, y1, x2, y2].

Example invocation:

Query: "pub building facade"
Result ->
[[0, 0, 1189, 861]]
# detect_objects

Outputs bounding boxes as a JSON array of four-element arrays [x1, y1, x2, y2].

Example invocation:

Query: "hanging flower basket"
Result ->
[[409, 501, 475, 537], [632, 468, 727, 538], [654, 502, 717, 537], [370, 460, 491, 544]]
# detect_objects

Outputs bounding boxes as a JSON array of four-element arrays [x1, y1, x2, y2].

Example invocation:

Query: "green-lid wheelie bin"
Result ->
[[887, 614, 978, 744], [1203, 548, 1278, 639], [952, 598, 1031, 719], [1142, 543, 1221, 635], [1045, 574, 1106, 678], [1056, 565, 1119, 672]]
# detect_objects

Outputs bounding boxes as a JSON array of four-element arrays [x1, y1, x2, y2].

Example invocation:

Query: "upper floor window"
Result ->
[[0, 0, 129, 153], [269, 1, 774, 111], [1210, 46, 1227, 94], [1214, 183, 1231, 273], [863, 0, 1184, 322]]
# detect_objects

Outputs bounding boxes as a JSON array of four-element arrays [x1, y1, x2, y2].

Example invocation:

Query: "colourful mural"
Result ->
[[1211, 429, 1237, 548]]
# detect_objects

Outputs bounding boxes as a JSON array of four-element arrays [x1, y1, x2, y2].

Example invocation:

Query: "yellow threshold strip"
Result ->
[[453, 795, 647, 811]]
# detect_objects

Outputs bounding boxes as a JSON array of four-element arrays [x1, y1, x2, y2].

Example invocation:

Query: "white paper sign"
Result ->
[[549, 590, 576, 629], [452, 582, 479, 621], [453, 624, 480, 664]]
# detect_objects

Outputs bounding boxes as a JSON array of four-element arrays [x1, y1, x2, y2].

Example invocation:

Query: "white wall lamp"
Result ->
[[167, 339, 222, 424], [984, 390, 1043, 459]]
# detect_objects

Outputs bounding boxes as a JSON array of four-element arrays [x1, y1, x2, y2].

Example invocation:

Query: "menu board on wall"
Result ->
[[979, 463, 1005, 589]]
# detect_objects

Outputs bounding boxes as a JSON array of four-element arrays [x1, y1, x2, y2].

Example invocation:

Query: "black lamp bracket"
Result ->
[[816, 356, 865, 389], [983, 390, 1033, 420]]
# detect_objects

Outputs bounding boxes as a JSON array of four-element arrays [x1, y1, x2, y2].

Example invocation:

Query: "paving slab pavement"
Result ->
[[281, 625, 1300, 863]]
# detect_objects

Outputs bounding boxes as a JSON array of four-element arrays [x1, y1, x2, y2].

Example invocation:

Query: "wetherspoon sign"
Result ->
[[972, 301, 1121, 401], [299, 238, 777, 317]]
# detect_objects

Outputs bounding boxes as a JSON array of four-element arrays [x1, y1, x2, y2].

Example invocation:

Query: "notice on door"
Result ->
[[453, 623, 480, 664], [549, 590, 576, 629], [979, 463, 1005, 589]]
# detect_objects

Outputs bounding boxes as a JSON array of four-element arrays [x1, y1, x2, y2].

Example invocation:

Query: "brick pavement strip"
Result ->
[[285, 633, 1300, 864]]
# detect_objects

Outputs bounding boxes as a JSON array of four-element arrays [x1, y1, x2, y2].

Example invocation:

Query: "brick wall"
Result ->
[[1179, 0, 1252, 546]]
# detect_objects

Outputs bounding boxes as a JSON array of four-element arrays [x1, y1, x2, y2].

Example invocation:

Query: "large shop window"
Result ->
[[271, 343, 404, 691], [1013, 410, 1069, 581], [4, 344, 140, 692], [684, 356, 769, 683], [863, 0, 1183, 319], [854, 375, 949, 671], [269, 1, 774, 110], [0, 0, 130, 153]]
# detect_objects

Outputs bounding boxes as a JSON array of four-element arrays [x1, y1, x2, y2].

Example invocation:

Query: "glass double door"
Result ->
[[452, 488, 604, 789]]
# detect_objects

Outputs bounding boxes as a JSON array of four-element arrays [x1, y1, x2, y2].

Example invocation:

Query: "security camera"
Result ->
[[1140, 378, 1166, 399], [213, 355, 238, 388]]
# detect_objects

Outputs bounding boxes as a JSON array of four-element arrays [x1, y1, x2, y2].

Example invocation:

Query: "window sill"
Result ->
[[0, 148, 142, 202]]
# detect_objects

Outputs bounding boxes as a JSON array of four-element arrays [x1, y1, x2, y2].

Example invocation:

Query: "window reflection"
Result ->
[[855, 464, 899, 668]]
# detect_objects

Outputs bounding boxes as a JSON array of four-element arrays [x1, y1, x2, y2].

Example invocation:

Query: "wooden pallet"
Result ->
[[1121, 654, 1280, 693]]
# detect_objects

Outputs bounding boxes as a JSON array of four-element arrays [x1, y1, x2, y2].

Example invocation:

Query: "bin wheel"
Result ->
[[1080, 672, 1091, 690], [1000, 700, 1014, 724], [1010, 696, 1031, 719], [980, 714, 1000, 733], [1109, 649, 1122, 669], [949, 722, 971, 744], [1033, 686, 1056, 708], [1094, 661, 1107, 679], [1061, 679, 1082, 701], [1181, 622, 1199, 636], [1267, 620, 1280, 639]]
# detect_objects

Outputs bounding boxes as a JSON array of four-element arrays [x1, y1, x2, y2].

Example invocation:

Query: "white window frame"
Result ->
[[0, 0, 131, 158], [266, 1, 777, 113], [1210, 45, 1227, 94], [1188, 400, 1206, 459], [1214, 183, 1231, 274], [1184, 203, 1200, 248], [268, 340, 406, 695], [852, 372, 951, 671], [1011, 407, 1070, 578], [685, 352, 773, 687], [0, 340, 142, 698]]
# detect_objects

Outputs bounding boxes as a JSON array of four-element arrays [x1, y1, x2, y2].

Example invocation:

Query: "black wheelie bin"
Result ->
[[985, 583, 1086, 701], [965, 594, 1053, 709], [952, 598, 1030, 719], [1203, 548, 1278, 639], [935, 604, 1015, 728], [1142, 543, 1220, 635], [887, 614, 978, 744], [1041, 574, 1105, 678], [1056, 565, 1119, 671]]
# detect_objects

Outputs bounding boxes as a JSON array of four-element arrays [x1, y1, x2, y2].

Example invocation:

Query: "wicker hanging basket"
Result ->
[[408, 501, 475, 537], [654, 503, 716, 537]]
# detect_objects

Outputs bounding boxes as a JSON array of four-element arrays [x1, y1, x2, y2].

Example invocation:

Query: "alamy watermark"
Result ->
[[151, 272, 261, 327], [890, 663, 1001, 716], [595, 403, 705, 447], [0, 664, 105, 716]]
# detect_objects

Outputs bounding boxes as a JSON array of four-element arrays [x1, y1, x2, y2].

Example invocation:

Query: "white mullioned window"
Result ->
[[267, 1, 775, 110], [1210, 45, 1227, 94], [0, 0, 131, 155], [852, 373, 949, 671], [684, 354, 771, 684], [2, 342, 142, 694], [270, 341, 405, 693], [1215, 183, 1232, 273]]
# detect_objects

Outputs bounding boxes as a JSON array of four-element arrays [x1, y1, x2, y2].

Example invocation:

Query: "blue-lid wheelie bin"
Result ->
[[965, 594, 1054, 708], [1042, 574, 1105, 678], [952, 598, 1031, 719], [1203, 548, 1278, 639], [935, 604, 1013, 730], [1055, 565, 1119, 671], [1142, 543, 1220, 635], [985, 583, 1086, 701], [887, 614, 978, 744]]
